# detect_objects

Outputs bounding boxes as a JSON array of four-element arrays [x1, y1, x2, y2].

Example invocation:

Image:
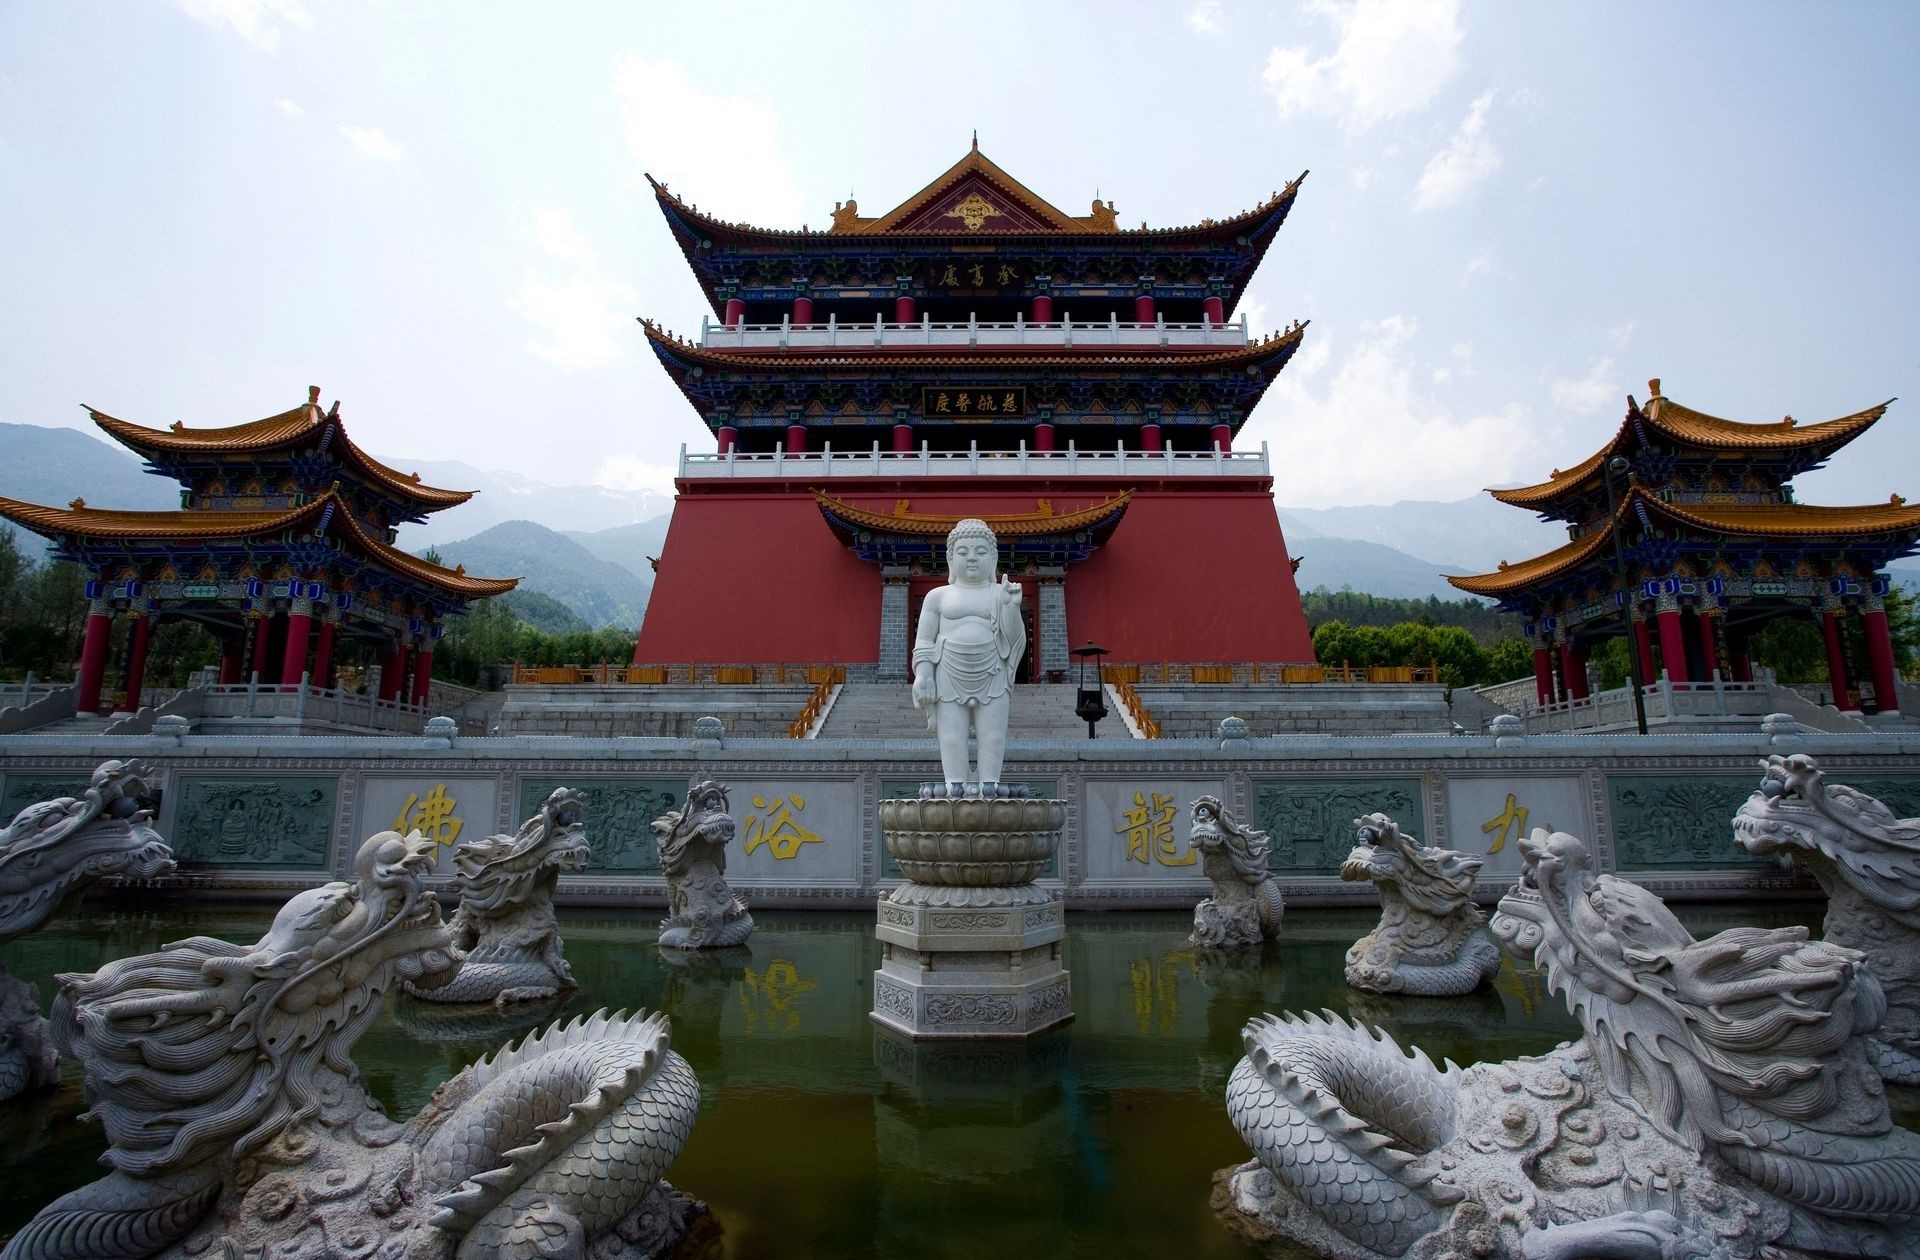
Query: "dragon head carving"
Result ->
[[0, 760, 175, 946], [447, 787, 591, 917], [652, 780, 735, 875], [1189, 795, 1272, 886], [1342, 813, 1482, 915], [53, 830, 461, 1179], [1733, 753, 1920, 921]]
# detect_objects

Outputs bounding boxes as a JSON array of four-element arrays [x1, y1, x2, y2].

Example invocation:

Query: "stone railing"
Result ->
[[0, 680, 76, 734], [677, 442, 1271, 481], [1101, 661, 1434, 686], [787, 667, 846, 739], [512, 663, 846, 686], [197, 679, 428, 733], [698, 311, 1251, 351], [1516, 676, 1773, 733]]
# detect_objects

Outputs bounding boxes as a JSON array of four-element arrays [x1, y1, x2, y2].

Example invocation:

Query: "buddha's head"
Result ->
[[945, 518, 999, 587]]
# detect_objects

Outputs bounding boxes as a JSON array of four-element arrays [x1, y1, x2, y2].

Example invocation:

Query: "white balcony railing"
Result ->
[[698, 312, 1252, 351], [677, 440, 1272, 480]]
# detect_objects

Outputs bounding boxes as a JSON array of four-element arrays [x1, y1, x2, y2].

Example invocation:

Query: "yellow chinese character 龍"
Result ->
[[1117, 790, 1194, 866]]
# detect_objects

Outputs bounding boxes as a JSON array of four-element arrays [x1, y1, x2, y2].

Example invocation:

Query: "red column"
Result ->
[[1821, 609, 1854, 709], [1696, 611, 1720, 679], [785, 424, 808, 454], [894, 295, 915, 323], [1561, 641, 1589, 701], [1134, 294, 1155, 323], [891, 424, 914, 453], [1031, 295, 1053, 323], [1533, 646, 1553, 706], [76, 609, 112, 714], [1863, 606, 1900, 713], [1632, 618, 1656, 687], [1202, 295, 1225, 325], [219, 634, 243, 685], [1210, 423, 1232, 452], [716, 425, 738, 454], [410, 646, 434, 708], [282, 607, 313, 687], [1140, 423, 1163, 452], [792, 296, 813, 327], [723, 298, 745, 327], [251, 614, 272, 681], [1033, 423, 1055, 452], [1729, 633, 1754, 683], [313, 622, 336, 690], [1656, 607, 1689, 682], [381, 642, 405, 702], [121, 614, 152, 712]]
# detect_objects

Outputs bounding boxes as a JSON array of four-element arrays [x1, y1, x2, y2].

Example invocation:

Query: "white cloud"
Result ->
[[1262, 0, 1463, 131], [175, 0, 310, 53], [1349, 163, 1378, 190], [1250, 316, 1541, 508], [514, 272, 639, 370], [274, 98, 304, 120], [340, 125, 404, 162], [1605, 320, 1636, 350], [1238, 295, 1271, 339], [1187, 0, 1224, 33], [1550, 357, 1619, 416], [1433, 341, 1474, 384], [530, 203, 596, 265], [593, 453, 679, 495], [613, 55, 804, 227], [1462, 242, 1496, 283], [1413, 88, 1500, 211]]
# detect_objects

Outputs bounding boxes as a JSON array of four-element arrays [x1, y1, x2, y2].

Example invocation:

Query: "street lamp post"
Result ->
[[1603, 455, 1649, 735], [1071, 641, 1110, 739]]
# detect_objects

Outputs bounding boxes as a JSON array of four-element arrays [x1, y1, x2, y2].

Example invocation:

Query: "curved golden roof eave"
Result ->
[[813, 490, 1132, 537]]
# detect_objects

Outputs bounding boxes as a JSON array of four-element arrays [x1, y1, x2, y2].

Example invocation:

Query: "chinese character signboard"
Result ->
[[1082, 779, 1222, 883], [722, 777, 862, 885], [921, 387, 1028, 419], [1442, 775, 1590, 882], [358, 776, 500, 875]]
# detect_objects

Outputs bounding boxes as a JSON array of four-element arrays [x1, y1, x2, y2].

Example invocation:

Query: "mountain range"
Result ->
[[5, 422, 1915, 626]]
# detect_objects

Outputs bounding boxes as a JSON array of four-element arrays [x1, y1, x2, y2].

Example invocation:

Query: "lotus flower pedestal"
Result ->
[[871, 794, 1073, 1039]]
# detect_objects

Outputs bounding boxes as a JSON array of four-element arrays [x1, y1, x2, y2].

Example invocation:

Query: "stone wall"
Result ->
[[494, 684, 815, 738], [1133, 684, 1453, 736], [8, 721, 1915, 910]]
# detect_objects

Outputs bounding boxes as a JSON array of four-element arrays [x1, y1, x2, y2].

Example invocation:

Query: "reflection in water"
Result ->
[[0, 898, 1862, 1258]]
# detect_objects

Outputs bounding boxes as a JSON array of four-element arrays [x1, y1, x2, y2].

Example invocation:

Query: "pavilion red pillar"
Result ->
[[894, 295, 916, 323], [218, 634, 243, 685], [1210, 424, 1232, 452], [1202, 295, 1225, 326], [1033, 423, 1055, 452], [1560, 641, 1589, 701], [312, 621, 336, 690], [121, 614, 153, 712], [1656, 606, 1689, 682], [1031, 295, 1053, 323], [75, 605, 113, 714], [791, 296, 813, 327], [1728, 631, 1754, 683], [1140, 423, 1164, 452], [785, 425, 808, 454], [1821, 608, 1854, 709], [723, 298, 745, 327], [1533, 646, 1554, 707], [282, 606, 313, 687], [1134, 293, 1155, 323], [1696, 610, 1720, 679], [1863, 603, 1900, 714], [250, 614, 272, 682], [892, 424, 914, 453], [381, 642, 406, 702], [716, 425, 738, 454], [1632, 618, 1657, 688], [410, 645, 434, 709]]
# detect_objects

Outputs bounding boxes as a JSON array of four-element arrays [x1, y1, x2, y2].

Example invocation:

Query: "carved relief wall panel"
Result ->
[[721, 776, 863, 886], [515, 776, 686, 875], [1249, 777, 1423, 875], [1442, 774, 1592, 883], [1080, 777, 1223, 884], [1606, 774, 1775, 871], [169, 774, 338, 870], [0, 772, 93, 825]]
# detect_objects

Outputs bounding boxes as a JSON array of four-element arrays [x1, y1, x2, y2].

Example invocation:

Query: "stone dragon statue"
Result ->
[[1, 830, 703, 1260], [404, 787, 590, 1007], [1218, 826, 1920, 1260], [0, 761, 175, 1102], [1340, 813, 1501, 996], [1186, 796, 1284, 948], [654, 781, 753, 950], [1734, 752, 1920, 1084]]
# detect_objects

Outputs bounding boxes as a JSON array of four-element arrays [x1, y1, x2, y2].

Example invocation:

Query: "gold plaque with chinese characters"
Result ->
[[921, 387, 1028, 419]]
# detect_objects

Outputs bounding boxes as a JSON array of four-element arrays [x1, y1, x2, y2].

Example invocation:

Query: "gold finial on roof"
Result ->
[[309, 385, 322, 404], [971, 128, 978, 152], [1647, 378, 1661, 397]]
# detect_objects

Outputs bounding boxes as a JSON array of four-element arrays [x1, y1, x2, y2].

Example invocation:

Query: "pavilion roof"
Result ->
[[1446, 487, 1920, 597], [812, 490, 1132, 537], [1489, 381, 1891, 511], [0, 490, 517, 598], [88, 387, 476, 511]]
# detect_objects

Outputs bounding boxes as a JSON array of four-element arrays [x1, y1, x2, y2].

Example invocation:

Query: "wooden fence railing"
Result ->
[[1110, 679, 1161, 738], [788, 666, 847, 738], [1100, 661, 1441, 686], [512, 663, 845, 686]]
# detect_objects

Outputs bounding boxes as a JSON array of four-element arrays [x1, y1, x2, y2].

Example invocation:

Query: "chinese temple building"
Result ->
[[1449, 379, 1918, 714], [0, 387, 516, 716], [634, 139, 1315, 677]]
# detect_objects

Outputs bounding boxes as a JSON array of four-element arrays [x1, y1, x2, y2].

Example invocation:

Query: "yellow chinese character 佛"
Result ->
[[393, 783, 462, 853]]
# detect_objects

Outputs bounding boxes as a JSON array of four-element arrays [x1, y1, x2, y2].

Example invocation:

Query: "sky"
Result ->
[[2, 1, 1917, 510]]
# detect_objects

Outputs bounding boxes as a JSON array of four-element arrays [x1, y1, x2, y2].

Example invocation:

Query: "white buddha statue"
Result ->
[[911, 518, 1025, 793]]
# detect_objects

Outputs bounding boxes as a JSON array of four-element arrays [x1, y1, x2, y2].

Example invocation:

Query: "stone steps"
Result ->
[[817, 682, 1092, 741]]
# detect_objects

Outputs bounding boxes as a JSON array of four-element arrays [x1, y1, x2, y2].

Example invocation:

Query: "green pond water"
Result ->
[[0, 899, 1888, 1259]]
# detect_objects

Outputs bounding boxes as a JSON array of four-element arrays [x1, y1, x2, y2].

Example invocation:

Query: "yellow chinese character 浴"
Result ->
[[1480, 793, 1529, 855], [1118, 790, 1194, 866], [940, 265, 960, 286], [744, 793, 822, 859], [738, 958, 818, 1034], [978, 393, 998, 413], [393, 783, 462, 852], [997, 264, 1017, 285], [969, 263, 986, 286], [956, 393, 971, 412], [1002, 392, 1017, 412], [935, 392, 951, 412]]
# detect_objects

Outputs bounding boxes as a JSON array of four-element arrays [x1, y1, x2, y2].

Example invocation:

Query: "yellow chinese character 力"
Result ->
[[997, 264, 1018, 285], [393, 783, 462, 854], [1480, 793, 1529, 855], [744, 793, 822, 860], [940, 264, 960, 286], [1117, 790, 1195, 866], [969, 263, 986, 286]]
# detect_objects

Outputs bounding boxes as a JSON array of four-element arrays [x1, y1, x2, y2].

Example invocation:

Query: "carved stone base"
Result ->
[[0, 969, 58, 1103], [871, 894, 1072, 1039]]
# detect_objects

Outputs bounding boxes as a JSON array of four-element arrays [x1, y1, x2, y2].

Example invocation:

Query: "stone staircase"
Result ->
[[815, 682, 1096, 741]]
